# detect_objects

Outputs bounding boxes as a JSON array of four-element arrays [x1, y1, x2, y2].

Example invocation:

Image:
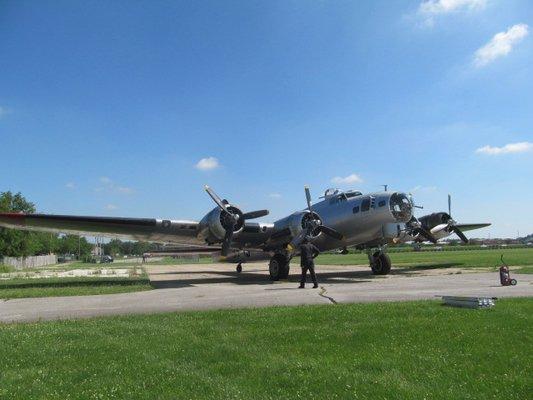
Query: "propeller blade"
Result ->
[[242, 209, 269, 220], [221, 220, 236, 256], [304, 186, 313, 213], [204, 185, 229, 213], [414, 227, 438, 244], [452, 226, 468, 243], [448, 194, 451, 217], [317, 225, 344, 241]]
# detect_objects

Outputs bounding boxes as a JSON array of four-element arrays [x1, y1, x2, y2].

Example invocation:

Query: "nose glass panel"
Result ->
[[389, 193, 413, 222]]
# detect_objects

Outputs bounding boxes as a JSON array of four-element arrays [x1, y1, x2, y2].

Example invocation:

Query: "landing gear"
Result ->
[[368, 249, 392, 275], [269, 254, 290, 281], [236, 263, 242, 273]]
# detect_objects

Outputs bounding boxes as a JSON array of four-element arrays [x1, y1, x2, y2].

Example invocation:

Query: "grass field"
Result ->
[[316, 247, 533, 270], [0, 264, 14, 273], [0, 275, 152, 299], [0, 299, 531, 399]]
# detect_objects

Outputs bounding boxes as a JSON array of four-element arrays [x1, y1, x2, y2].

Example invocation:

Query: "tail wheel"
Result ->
[[510, 279, 517, 286], [371, 252, 391, 275], [269, 254, 290, 281]]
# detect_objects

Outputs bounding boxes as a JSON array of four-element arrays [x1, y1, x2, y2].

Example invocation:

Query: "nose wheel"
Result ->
[[236, 263, 242, 273]]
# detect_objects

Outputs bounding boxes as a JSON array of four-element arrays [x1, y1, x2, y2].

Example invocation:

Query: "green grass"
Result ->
[[316, 247, 533, 269], [146, 256, 214, 265], [0, 264, 14, 273], [0, 299, 531, 399], [515, 265, 533, 274], [0, 275, 152, 299]]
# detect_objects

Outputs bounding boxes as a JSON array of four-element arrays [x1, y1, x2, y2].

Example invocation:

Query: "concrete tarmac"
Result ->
[[1, 263, 531, 323]]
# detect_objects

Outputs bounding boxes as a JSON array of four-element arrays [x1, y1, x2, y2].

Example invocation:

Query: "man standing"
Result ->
[[299, 236, 320, 289]]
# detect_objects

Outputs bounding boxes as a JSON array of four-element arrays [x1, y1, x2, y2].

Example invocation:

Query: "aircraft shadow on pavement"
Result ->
[[148, 262, 463, 289], [391, 262, 462, 274]]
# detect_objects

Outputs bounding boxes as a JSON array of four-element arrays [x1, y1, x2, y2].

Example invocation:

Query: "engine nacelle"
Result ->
[[273, 211, 321, 240], [197, 206, 244, 244], [418, 212, 451, 230]]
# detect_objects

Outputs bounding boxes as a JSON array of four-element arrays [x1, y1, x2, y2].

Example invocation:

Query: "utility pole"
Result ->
[[78, 235, 81, 260]]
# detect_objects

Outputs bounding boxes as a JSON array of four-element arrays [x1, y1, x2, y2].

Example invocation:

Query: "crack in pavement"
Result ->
[[318, 286, 337, 304]]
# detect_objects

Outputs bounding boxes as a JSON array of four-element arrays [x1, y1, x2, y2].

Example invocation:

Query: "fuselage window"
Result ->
[[353, 206, 360, 214], [378, 200, 386, 207], [361, 198, 370, 212]]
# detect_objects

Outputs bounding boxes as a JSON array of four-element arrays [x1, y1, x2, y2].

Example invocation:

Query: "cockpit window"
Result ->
[[345, 191, 362, 198], [389, 193, 412, 222]]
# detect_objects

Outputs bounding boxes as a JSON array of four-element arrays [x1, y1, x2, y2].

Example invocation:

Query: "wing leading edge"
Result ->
[[0, 213, 203, 245]]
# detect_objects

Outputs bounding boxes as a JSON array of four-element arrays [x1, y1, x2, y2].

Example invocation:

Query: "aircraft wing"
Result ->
[[454, 223, 491, 232], [0, 213, 203, 245]]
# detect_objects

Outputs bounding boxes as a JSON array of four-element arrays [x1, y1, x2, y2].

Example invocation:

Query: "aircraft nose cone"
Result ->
[[390, 192, 413, 223]]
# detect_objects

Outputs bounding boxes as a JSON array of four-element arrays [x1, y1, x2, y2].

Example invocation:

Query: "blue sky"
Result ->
[[1, 0, 532, 237]]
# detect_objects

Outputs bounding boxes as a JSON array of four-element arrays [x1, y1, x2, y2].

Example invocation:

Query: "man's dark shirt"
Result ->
[[300, 242, 320, 267]]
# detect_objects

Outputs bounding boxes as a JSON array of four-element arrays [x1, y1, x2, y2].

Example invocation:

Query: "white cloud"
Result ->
[[476, 142, 533, 155], [331, 174, 363, 185], [474, 24, 529, 67], [115, 186, 134, 194], [105, 204, 118, 210], [97, 177, 135, 194], [410, 185, 438, 193], [65, 182, 76, 189], [269, 193, 282, 199], [418, 0, 486, 26], [419, 0, 486, 15], [195, 157, 220, 171]]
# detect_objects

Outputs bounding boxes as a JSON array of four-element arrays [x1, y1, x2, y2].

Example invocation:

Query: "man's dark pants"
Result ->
[[300, 264, 317, 286]]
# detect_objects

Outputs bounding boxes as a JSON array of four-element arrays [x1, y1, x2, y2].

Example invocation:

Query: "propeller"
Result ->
[[446, 194, 468, 244], [204, 185, 269, 255], [407, 216, 438, 244], [403, 195, 436, 243], [287, 186, 344, 251]]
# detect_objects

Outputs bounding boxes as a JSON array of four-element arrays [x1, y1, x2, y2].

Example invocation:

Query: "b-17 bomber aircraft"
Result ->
[[0, 186, 489, 280]]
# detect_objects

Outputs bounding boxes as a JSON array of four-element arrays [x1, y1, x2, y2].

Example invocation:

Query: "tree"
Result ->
[[58, 235, 92, 257], [0, 191, 53, 257], [104, 239, 123, 256]]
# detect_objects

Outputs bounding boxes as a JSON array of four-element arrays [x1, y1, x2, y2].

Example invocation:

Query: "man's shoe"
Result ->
[[313, 284, 319, 288], [299, 285, 305, 289]]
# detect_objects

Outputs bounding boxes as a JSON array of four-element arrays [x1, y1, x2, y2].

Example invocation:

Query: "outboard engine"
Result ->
[[197, 205, 244, 244], [199, 185, 270, 255], [418, 212, 451, 230]]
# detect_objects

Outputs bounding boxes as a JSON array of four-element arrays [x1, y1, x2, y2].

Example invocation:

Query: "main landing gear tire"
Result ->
[[236, 263, 242, 273], [269, 254, 290, 281], [371, 252, 391, 275]]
